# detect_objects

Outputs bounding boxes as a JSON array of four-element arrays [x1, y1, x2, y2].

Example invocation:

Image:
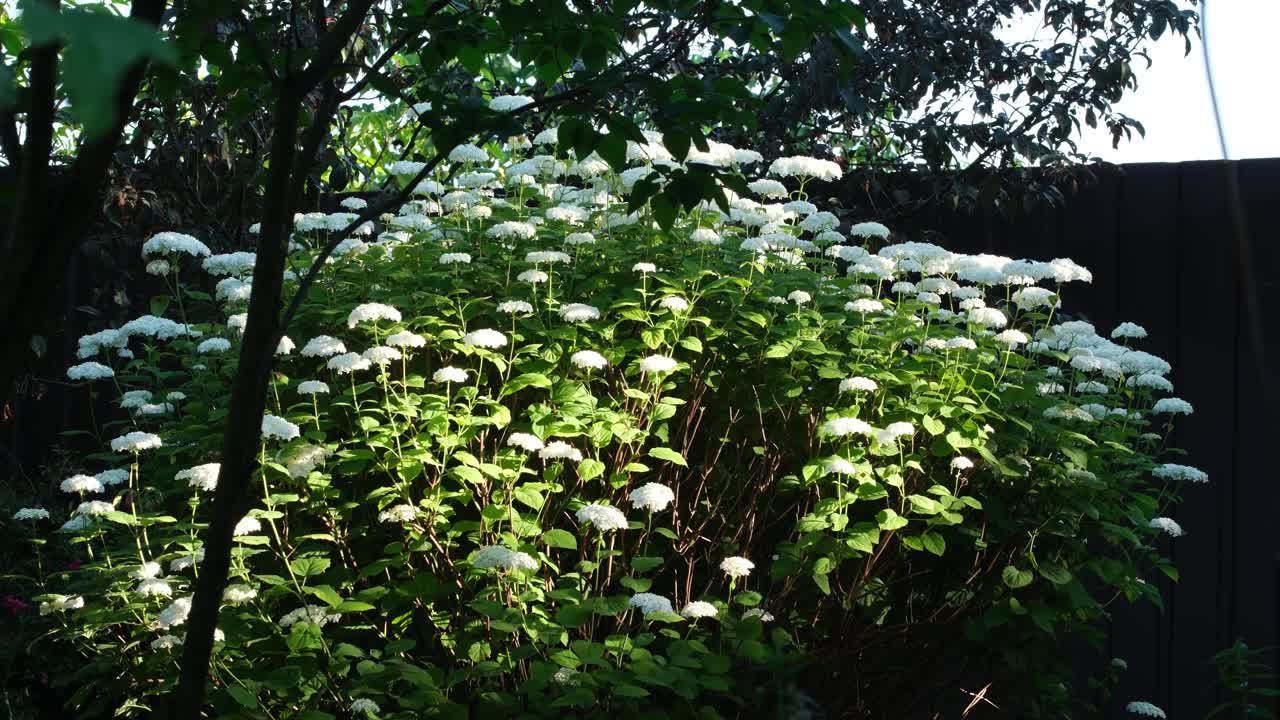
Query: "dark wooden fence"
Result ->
[[910, 159, 1280, 718]]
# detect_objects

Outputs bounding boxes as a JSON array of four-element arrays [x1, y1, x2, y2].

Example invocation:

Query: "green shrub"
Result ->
[[6, 129, 1200, 718]]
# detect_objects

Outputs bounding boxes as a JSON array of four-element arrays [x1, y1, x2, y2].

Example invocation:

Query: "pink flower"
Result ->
[[2, 595, 28, 617]]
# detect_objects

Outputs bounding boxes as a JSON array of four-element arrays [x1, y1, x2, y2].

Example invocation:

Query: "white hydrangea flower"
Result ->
[[849, 221, 890, 239], [285, 445, 329, 479], [720, 556, 754, 578], [1152, 463, 1208, 483], [1125, 701, 1166, 718], [327, 352, 372, 374], [486, 221, 537, 240], [298, 380, 330, 395], [951, 457, 974, 471], [378, 504, 418, 523], [350, 698, 381, 715], [517, 269, 549, 284], [839, 377, 877, 393], [767, 156, 843, 181], [362, 346, 402, 366], [681, 601, 718, 619], [12, 507, 50, 521], [385, 331, 426, 348], [575, 503, 628, 531], [433, 366, 468, 383], [261, 415, 300, 441], [1012, 286, 1058, 309], [825, 457, 856, 475], [471, 545, 538, 571], [845, 299, 884, 314], [526, 250, 571, 264], [552, 667, 581, 685], [565, 231, 596, 246], [638, 354, 677, 375], [233, 516, 262, 536], [203, 251, 257, 276], [967, 307, 1008, 328], [1111, 322, 1148, 339], [1151, 398, 1193, 415], [787, 290, 812, 305], [439, 252, 472, 265], [156, 596, 193, 629], [169, 549, 204, 572], [276, 336, 295, 355], [462, 328, 507, 349], [629, 483, 675, 512], [507, 432, 544, 452], [570, 350, 608, 370], [1148, 517, 1184, 537], [494, 301, 532, 317], [66, 361, 114, 381], [558, 303, 601, 323], [994, 329, 1029, 347], [819, 417, 872, 437], [278, 605, 342, 628], [142, 232, 211, 258], [96, 468, 128, 486], [61, 474, 103, 494], [111, 431, 162, 453], [539, 441, 583, 462], [176, 463, 220, 491], [197, 335, 232, 353], [301, 335, 346, 358], [448, 143, 489, 163], [629, 592, 673, 616], [152, 635, 183, 651], [346, 303, 401, 329], [690, 228, 723, 245], [136, 578, 173, 598], [39, 595, 85, 615], [222, 584, 258, 604], [658, 296, 690, 312]]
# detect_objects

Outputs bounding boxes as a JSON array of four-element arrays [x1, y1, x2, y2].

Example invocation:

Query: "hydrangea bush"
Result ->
[[8, 126, 1200, 718]]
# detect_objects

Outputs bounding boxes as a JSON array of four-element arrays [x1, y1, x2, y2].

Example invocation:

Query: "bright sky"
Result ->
[[1069, 0, 1280, 163]]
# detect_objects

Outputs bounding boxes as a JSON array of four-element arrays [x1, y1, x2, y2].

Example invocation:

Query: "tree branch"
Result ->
[[169, 84, 303, 718], [291, 0, 378, 93]]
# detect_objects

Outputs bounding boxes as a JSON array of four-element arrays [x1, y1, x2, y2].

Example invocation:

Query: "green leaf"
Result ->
[[577, 458, 606, 482], [631, 556, 663, 573], [226, 686, 258, 710], [287, 621, 324, 652], [876, 508, 909, 530], [1002, 566, 1034, 589], [307, 584, 343, 608], [906, 495, 942, 515], [921, 531, 946, 556], [513, 485, 544, 510], [501, 373, 552, 397], [452, 466, 485, 484], [647, 447, 687, 466], [651, 193, 677, 232], [1038, 564, 1073, 585], [542, 529, 577, 550], [290, 557, 331, 578], [922, 415, 945, 436], [19, 0, 177, 138]]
